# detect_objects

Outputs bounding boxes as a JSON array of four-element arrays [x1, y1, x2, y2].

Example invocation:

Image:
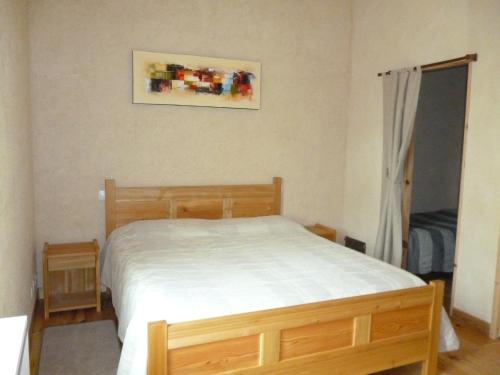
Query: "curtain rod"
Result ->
[[377, 53, 478, 77]]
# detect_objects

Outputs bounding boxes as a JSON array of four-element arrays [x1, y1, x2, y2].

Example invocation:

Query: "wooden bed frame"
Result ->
[[104, 177, 443, 375], [104, 177, 282, 237]]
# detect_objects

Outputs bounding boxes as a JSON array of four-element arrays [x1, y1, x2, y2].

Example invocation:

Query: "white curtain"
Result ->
[[374, 67, 422, 267]]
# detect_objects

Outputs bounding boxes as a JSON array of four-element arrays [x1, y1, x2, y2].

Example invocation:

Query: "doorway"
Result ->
[[402, 65, 468, 312]]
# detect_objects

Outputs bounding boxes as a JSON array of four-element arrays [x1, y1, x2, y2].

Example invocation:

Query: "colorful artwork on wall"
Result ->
[[133, 50, 260, 109]]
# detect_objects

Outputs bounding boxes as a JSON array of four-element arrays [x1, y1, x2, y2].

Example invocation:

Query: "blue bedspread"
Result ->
[[408, 209, 457, 274]]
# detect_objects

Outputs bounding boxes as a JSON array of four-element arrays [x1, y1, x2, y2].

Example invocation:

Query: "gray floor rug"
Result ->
[[39, 320, 121, 375]]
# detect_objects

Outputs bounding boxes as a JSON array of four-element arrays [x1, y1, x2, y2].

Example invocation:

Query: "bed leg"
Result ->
[[421, 280, 444, 375], [148, 321, 168, 375]]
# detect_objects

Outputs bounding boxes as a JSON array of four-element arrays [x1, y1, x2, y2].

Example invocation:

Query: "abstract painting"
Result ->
[[133, 51, 260, 109]]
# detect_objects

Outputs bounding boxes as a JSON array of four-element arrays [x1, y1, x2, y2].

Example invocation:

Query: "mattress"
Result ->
[[102, 215, 459, 375], [408, 209, 457, 274]]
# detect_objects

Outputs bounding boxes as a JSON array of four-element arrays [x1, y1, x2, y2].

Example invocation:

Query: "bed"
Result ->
[[102, 177, 458, 375], [408, 209, 458, 274]]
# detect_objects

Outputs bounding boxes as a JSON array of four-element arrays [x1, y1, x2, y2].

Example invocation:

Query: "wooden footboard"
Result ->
[[147, 280, 443, 375]]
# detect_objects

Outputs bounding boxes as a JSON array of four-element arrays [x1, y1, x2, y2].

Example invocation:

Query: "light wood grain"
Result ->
[[149, 321, 168, 375], [259, 331, 280, 365], [43, 241, 101, 318], [48, 254, 95, 271], [353, 314, 371, 345], [147, 281, 444, 374], [421, 281, 443, 375], [280, 318, 352, 360], [165, 285, 434, 349], [237, 333, 430, 375], [105, 177, 282, 238], [29, 293, 500, 375], [232, 197, 276, 218], [116, 200, 171, 227], [169, 334, 259, 375], [371, 304, 429, 342], [305, 223, 337, 242], [104, 178, 444, 374], [47, 268, 96, 295], [48, 291, 97, 312], [176, 199, 223, 219]]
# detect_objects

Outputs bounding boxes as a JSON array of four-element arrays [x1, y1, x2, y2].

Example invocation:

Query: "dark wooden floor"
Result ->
[[381, 314, 500, 375], [30, 293, 500, 375]]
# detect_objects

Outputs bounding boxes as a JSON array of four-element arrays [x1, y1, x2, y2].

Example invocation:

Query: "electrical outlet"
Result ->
[[98, 190, 105, 201]]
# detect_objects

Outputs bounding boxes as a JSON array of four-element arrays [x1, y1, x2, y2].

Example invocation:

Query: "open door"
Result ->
[[401, 63, 472, 314]]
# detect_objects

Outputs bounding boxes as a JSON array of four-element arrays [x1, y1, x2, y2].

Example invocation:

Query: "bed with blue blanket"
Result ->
[[408, 209, 457, 274]]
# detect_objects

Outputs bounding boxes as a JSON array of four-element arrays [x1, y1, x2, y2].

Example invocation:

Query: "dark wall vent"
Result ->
[[344, 236, 366, 254]]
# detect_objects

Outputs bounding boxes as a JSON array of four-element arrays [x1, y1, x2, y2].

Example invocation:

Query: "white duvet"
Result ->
[[102, 215, 459, 375]]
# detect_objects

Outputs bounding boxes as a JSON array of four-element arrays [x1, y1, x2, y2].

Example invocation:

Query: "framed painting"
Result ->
[[132, 50, 261, 109]]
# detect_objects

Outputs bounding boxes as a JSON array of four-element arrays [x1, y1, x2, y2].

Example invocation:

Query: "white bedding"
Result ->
[[102, 215, 459, 375]]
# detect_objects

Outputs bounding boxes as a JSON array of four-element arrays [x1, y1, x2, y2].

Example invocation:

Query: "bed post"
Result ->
[[273, 177, 282, 214], [105, 179, 117, 239], [148, 321, 168, 375], [421, 280, 444, 375]]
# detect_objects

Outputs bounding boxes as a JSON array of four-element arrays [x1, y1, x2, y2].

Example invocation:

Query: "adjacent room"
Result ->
[[406, 66, 468, 312], [1, 1, 499, 375]]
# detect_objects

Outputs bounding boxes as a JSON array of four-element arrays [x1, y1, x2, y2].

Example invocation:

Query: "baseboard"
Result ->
[[452, 308, 490, 336]]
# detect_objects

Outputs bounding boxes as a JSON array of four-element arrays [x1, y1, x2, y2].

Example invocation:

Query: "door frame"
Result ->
[[401, 62, 473, 315], [490, 232, 500, 339]]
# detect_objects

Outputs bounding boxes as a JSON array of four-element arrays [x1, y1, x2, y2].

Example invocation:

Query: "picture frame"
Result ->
[[132, 50, 261, 109]]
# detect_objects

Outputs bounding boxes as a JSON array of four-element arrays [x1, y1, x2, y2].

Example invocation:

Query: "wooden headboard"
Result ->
[[105, 177, 282, 238]]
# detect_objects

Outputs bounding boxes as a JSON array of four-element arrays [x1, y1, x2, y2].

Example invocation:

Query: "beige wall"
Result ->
[[0, 0, 36, 317], [344, 0, 500, 322], [28, 0, 500, 322], [29, 0, 352, 283]]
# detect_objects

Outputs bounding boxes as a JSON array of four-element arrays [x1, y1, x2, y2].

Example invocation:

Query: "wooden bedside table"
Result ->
[[43, 240, 101, 319], [305, 223, 337, 242]]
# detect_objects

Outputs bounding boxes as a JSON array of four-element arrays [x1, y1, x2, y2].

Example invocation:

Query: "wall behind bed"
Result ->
[[29, 0, 352, 286]]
